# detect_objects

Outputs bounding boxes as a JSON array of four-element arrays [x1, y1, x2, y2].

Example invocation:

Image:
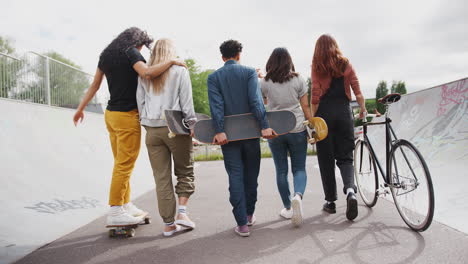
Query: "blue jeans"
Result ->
[[268, 131, 308, 209], [221, 139, 261, 226]]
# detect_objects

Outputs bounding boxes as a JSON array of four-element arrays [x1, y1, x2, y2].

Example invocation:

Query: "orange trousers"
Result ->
[[104, 109, 141, 206]]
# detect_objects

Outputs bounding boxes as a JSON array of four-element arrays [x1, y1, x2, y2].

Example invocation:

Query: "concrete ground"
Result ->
[[15, 157, 468, 264]]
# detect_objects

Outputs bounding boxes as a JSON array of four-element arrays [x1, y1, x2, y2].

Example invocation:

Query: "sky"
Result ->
[[1, 0, 467, 99]]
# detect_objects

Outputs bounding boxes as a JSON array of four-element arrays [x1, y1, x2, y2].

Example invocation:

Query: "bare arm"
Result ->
[[73, 68, 104, 126], [132, 60, 185, 80], [299, 94, 312, 120], [356, 94, 367, 118], [348, 64, 367, 117], [311, 103, 319, 117]]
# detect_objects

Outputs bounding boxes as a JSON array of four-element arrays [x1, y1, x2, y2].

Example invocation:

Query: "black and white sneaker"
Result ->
[[346, 192, 358, 221], [322, 201, 336, 214]]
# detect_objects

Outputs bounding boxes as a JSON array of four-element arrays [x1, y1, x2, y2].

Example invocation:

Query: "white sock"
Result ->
[[346, 188, 355, 195], [178, 205, 187, 214]]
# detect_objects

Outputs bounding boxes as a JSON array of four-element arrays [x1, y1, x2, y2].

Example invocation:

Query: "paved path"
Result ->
[[15, 157, 468, 264]]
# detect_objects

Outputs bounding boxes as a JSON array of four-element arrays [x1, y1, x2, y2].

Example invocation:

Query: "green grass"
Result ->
[[195, 148, 317, 161]]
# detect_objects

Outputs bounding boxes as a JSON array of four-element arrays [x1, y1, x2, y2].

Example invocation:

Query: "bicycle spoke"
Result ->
[[390, 140, 434, 231]]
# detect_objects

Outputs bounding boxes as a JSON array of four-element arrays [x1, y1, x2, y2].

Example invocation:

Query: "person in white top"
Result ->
[[259, 47, 312, 227], [136, 39, 196, 237]]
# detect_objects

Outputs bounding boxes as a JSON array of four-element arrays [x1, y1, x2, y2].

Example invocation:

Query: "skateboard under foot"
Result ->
[[106, 214, 151, 238], [304, 117, 328, 144]]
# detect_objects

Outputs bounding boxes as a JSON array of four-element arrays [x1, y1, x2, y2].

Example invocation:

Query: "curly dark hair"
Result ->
[[219, 39, 243, 58], [265, 47, 299, 84], [100, 27, 153, 59]]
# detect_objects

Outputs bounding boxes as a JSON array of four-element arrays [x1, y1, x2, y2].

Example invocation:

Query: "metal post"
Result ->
[[45, 56, 51, 106]]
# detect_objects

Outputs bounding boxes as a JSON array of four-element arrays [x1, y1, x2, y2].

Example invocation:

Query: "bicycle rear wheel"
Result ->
[[354, 139, 378, 207], [389, 140, 434, 232]]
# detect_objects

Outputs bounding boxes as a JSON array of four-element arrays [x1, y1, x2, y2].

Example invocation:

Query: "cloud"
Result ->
[[1, 0, 466, 99]]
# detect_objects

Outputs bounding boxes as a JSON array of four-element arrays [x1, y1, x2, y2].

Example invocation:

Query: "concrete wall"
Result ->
[[366, 78, 468, 233], [0, 99, 155, 263]]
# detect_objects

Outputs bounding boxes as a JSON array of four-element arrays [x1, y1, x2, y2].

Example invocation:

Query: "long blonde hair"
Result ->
[[148, 38, 177, 94]]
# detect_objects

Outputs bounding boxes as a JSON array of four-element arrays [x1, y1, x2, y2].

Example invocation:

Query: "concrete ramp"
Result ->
[[0, 99, 154, 264], [366, 78, 468, 234]]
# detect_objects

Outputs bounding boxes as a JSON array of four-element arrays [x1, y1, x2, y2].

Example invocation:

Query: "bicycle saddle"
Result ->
[[378, 93, 401, 104]]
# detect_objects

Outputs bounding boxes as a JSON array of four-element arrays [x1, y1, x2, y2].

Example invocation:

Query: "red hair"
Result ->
[[312, 34, 349, 78]]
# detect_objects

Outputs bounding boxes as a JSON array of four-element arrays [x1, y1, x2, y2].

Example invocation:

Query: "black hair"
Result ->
[[219, 39, 243, 58], [100, 27, 153, 59], [265, 47, 298, 84]]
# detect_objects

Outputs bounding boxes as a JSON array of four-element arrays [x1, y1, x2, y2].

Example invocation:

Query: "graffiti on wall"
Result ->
[[410, 79, 468, 163], [25, 197, 101, 214]]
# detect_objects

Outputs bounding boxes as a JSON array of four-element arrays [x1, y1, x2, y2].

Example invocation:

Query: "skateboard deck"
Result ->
[[164, 110, 210, 138], [193, 110, 296, 144], [303, 117, 328, 144], [106, 213, 151, 238]]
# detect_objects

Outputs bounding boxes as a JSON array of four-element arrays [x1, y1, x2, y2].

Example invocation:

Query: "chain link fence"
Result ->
[[0, 51, 106, 112]]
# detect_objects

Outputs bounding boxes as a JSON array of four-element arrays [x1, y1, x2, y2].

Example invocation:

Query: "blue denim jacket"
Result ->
[[207, 60, 269, 133]]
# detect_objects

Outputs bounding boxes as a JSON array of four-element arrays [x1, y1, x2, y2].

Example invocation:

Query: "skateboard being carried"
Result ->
[[193, 110, 296, 144], [303, 117, 328, 144], [106, 213, 151, 238], [164, 110, 210, 138]]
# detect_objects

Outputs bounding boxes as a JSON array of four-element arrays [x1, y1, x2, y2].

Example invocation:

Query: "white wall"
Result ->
[[0, 99, 155, 263], [366, 78, 468, 233]]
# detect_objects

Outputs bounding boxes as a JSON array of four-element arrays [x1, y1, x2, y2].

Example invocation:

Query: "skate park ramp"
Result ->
[[366, 77, 468, 234], [0, 99, 155, 264]]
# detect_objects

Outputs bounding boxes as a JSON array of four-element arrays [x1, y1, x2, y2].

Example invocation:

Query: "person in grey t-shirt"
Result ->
[[259, 47, 312, 227]]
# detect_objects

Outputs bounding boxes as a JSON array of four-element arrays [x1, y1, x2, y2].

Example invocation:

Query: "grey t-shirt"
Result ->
[[260, 75, 308, 133]]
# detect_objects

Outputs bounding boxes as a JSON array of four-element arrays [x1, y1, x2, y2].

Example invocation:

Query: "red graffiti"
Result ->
[[437, 80, 467, 116]]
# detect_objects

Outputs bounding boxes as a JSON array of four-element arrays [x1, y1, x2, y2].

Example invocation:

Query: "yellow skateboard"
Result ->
[[303, 117, 328, 144]]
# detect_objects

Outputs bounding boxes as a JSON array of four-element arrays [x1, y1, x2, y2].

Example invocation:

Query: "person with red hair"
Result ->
[[311, 34, 367, 221]]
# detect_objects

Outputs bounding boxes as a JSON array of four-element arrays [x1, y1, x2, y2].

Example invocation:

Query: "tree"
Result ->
[[375, 80, 388, 114], [306, 77, 312, 105], [185, 58, 213, 116], [16, 51, 91, 107], [0, 36, 19, 98], [390, 80, 407, 94], [44, 51, 91, 107], [0, 36, 15, 54]]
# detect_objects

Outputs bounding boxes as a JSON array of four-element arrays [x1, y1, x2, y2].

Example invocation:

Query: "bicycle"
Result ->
[[354, 93, 435, 232]]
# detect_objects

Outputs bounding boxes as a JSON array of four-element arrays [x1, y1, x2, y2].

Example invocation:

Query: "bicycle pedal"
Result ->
[[376, 187, 390, 197]]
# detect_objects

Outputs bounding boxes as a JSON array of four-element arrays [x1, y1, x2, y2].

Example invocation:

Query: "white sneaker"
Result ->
[[163, 224, 183, 237], [280, 208, 293, 219], [291, 194, 303, 227], [123, 202, 147, 217], [106, 206, 143, 226]]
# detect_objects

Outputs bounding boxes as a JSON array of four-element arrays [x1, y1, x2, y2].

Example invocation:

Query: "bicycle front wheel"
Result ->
[[389, 140, 434, 232], [354, 139, 378, 207]]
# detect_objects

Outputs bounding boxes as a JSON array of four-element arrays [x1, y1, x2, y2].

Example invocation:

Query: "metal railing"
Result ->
[[0, 51, 106, 111]]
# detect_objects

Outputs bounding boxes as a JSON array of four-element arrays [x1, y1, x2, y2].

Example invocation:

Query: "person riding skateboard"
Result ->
[[207, 39, 277, 237], [73, 27, 186, 227]]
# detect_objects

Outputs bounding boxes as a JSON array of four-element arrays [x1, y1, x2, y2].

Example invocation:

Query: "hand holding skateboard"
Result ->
[[261, 128, 278, 139], [304, 117, 328, 144]]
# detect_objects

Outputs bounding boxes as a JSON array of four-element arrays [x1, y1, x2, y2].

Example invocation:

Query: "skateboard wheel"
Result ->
[[144, 218, 151, 225], [309, 138, 316, 144], [303, 120, 309, 126], [168, 132, 176, 138], [127, 228, 136, 237]]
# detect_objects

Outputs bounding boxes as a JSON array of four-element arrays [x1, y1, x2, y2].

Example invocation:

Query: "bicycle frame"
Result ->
[[359, 106, 405, 188]]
